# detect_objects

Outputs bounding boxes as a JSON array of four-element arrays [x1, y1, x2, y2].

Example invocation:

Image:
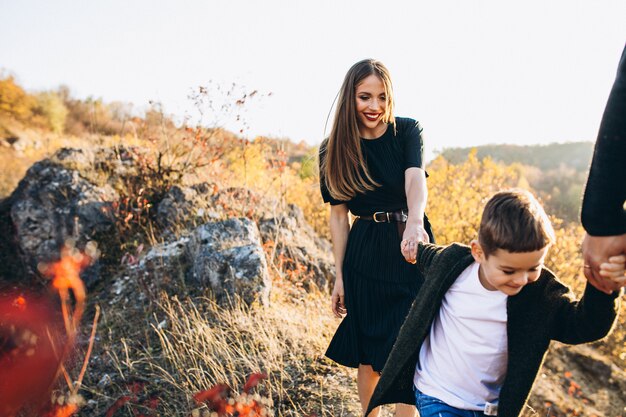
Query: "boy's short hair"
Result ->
[[479, 189, 556, 257]]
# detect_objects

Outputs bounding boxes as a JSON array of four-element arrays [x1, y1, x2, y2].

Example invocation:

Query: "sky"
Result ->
[[1, 0, 625, 159]]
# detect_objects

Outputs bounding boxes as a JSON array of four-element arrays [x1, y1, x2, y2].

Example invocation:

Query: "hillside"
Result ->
[[439, 142, 595, 172], [0, 74, 625, 417], [436, 143, 595, 223]]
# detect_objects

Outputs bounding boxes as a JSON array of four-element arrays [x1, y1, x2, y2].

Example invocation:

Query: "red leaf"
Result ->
[[105, 396, 132, 417], [243, 373, 267, 394], [145, 396, 160, 409], [193, 383, 230, 405]]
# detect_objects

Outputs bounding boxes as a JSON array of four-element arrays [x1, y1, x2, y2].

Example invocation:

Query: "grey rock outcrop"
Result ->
[[189, 218, 271, 305], [156, 185, 281, 233], [155, 185, 333, 291], [9, 149, 118, 286], [109, 218, 271, 307], [3, 145, 331, 300], [259, 204, 333, 291], [156, 183, 219, 233]]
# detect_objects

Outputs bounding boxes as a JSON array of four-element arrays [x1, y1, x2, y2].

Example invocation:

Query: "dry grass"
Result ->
[[94, 286, 362, 417]]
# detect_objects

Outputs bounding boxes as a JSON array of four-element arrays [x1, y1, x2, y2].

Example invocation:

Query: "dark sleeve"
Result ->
[[417, 242, 443, 277], [319, 144, 346, 206], [403, 119, 425, 170], [581, 44, 626, 236], [549, 280, 621, 344]]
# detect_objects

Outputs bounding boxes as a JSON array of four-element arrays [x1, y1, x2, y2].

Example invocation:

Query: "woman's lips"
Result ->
[[364, 113, 380, 121]]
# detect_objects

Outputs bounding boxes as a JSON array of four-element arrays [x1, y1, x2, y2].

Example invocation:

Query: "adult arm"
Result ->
[[329, 203, 350, 318], [581, 44, 626, 292], [401, 119, 429, 263], [401, 167, 429, 263]]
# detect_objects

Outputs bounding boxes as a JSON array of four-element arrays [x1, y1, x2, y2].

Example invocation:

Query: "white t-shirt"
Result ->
[[414, 262, 508, 410]]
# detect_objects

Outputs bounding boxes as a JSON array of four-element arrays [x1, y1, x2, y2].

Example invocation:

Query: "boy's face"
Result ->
[[471, 241, 549, 296]]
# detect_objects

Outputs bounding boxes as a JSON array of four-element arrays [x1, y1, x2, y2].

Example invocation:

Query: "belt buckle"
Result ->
[[373, 211, 387, 222]]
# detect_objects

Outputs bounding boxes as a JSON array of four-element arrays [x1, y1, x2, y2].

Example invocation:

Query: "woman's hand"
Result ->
[[400, 222, 429, 264], [331, 277, 346, 318]]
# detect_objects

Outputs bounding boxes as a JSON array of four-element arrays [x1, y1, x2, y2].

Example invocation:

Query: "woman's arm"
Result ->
[[401, 167, 429, 263], [329, 203, 350, 317], [581, 45, 626, 293]]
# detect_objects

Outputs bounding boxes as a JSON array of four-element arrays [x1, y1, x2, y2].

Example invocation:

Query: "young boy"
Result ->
[[366, 189, 624, 417]]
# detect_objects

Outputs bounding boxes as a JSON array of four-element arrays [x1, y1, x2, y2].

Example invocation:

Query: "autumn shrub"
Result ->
[[33, 91, 69, 133], [0, 74, 36, 122], [426, 150, 528, 244]]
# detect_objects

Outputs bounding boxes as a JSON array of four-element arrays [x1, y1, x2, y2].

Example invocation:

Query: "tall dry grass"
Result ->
[[101, 286, 361, 417]]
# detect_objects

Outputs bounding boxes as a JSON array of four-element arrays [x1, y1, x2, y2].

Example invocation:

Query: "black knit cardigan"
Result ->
[[366, 243, 621, 417]]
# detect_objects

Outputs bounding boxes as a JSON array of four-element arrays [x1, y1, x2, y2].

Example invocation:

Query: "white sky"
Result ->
[[1, 0, 625, 159]]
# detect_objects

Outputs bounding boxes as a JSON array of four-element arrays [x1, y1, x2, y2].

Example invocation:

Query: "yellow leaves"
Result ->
[[427, 151, 525, 245], [0, 74, 37, 121]]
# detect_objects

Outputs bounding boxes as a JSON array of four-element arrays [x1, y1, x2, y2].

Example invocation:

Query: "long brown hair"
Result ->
[[321, 59, 396, 201]]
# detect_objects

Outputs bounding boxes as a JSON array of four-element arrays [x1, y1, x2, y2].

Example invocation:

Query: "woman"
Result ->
[[319, 59, 434, 417]]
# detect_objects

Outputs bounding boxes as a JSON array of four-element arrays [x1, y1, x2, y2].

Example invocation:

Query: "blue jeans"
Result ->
[[414, 389, 489, 417]]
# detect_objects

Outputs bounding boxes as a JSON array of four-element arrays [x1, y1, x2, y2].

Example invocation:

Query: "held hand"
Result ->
[[331, 278, 346, 318], [599, 255, 626, 289], [582, 233, 626, 294], [400, 223, 429, 264]]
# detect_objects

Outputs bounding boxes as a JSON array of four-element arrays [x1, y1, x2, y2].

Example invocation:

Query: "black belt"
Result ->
[[357, 209, 408, 223]]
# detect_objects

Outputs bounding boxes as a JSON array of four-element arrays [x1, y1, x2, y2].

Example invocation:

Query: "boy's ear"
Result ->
[[471, 240, 485, 262]]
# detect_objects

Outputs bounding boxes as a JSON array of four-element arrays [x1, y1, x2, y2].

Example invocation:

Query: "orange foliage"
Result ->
[[192, 374, 271, 417], [0, 243, 95, 416]]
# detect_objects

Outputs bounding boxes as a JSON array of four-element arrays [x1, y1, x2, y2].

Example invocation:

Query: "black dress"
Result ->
[[319, 117, 434, 372]]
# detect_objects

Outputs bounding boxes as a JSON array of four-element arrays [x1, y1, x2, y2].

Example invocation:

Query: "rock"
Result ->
[[258, 204, 333, 291], [109, 218, 272, 307], [156, 183, 219, 233], [9, 157, 118, 286], [132, 237, 191, 300], [189, 218, 271, 305], [50, 147, 95, 172]]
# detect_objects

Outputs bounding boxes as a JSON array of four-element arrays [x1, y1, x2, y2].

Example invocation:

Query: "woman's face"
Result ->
[[355, 74, 388, 138]]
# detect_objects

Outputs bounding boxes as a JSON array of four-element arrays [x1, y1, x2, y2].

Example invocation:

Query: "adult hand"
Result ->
[[401, 223, 429, 264], [582, 233, 626, 294], [331, 278, 346, 318]]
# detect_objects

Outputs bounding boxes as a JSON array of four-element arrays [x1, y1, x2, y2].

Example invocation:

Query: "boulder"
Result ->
[[156, 183, 219, 233], [258, 204, 333, 291], [189, 218, 271, 306], [108, 218, 272, 308], [9, 155, 118, 286]]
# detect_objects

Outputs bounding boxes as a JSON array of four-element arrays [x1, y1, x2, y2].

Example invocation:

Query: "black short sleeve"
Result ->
[[319, 144, 347, 206], [403, 119, 424, 170]]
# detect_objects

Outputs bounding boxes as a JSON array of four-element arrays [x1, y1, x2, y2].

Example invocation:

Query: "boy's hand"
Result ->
[[582, 233, 626, 294], [598, 255, 626, 289]]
